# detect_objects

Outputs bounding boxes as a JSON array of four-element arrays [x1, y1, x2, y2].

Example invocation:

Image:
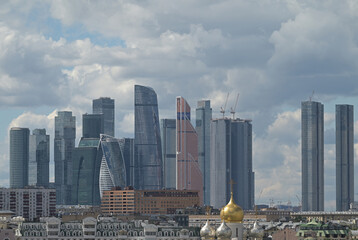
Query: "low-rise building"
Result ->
[[296, 219, 350, 239]]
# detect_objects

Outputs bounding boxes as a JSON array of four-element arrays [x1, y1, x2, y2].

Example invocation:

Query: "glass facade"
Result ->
[[134, 85, 163, 190], [29, 129, 50, 187], [196, 100, 212, 205], [10, 127, 30, 188], [160, 119, 176, 189], [99, 134, 127, 197], [176, 97, 203, 204], [82, 113, 104, 138], [336, 104, 354, 211], [118, 138, 134, 187], [301, 101, 324, 211], [71, 138, 101, 206], [93, 97, 115, 137], [210, 118, 254, 210], [54, 111, 76, 205]]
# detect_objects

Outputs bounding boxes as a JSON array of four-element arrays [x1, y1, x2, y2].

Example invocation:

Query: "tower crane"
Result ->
[[230, 93, 240, 119], [220, 92, 230, 118]]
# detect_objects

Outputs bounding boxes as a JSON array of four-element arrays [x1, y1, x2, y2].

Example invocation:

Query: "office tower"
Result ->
[[176, 97, 203, 203], [99, 134, 127, 197], [196, 100, 212, 205], [210, 118, 254, 210], [134, 85, 163, 190], [93, 97, 115, 137], [10, 127, 30, 188], [29, 129, 50, 187], [82, 113, 104, 138], [160, 119, 176, 189], [301, 101, 324, 211], [71, 138, 101, 206], [118, 138, 134, 186], [54, 111, 76, 205], [336, 104, 354, 211]]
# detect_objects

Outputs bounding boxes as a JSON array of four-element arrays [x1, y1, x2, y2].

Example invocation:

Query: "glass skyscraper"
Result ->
[[196, 100, 212, 205], [29, 129, 50, 187], [93, 97, 115, 137], [160, 119, 176, 189], [176, 97, 203, 204], [118, 138, 134, 187], [210, 118, 254, 210], [134, 85, 163, 190], [82, 113, 104, 138], [301, 101, 324, 211], [72, 138, 101, 206], [10, 127, 30, 188], [336, 104, 354, 211], [54, 111, 76, 205]]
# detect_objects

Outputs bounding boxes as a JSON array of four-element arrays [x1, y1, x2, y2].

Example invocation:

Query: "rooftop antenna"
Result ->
[[220, 92, 230, 118], [309, 90, 315, 101], [230, 93, 240, 119]]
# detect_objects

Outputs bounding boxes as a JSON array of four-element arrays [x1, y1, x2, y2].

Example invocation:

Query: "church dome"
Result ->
[[200, 220, 216, 239], [220, 192, 244, 223], [216, 220, 232, 239]]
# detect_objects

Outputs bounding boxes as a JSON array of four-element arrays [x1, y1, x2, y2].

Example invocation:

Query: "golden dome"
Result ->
[[220, 192, 244, 223]]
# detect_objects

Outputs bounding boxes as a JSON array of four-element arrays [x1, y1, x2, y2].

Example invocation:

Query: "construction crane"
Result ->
[[220, 92, 230, 118], [309, 90, 315, 101], [230, 93, 240, 119]]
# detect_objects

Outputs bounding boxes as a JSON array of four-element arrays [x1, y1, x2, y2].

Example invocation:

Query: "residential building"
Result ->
[[210, 118, 254, 210], [29, 129, 49, 187], [296, 219, 350, 239], [10, 127, 30, 188], [176, 97, 203, 204], [82, 113, 104, 138], [101, 188, 199, 215], [196, 100, 212, 205], [0, 187, 56, 221], [93, 97, 115, 137], [301, 101, 324, 211], [134, 85, 163, 190], [336, 104, 354, 211], [54, 111, 76, 205], [160, 119, 176, 189]]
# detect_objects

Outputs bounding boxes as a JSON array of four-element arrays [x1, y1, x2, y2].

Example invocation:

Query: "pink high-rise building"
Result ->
[[176, 97, 203, 204]]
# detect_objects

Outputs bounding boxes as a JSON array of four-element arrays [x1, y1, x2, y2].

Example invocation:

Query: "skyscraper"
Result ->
[[336, 104, 354, 211], [10, 127, 30, 188], [93, 97, 115, 137], [54, 111, 76, 205], [134, 85, 163, 190], [196, 100, 212, 205], [82, 113, 104, 138], [72, 138, 101, 206], [210, 118, 254, 210], [118, 137, 134, 187], [176, 97, 203, 203], [160, 119, 176, 189], [301, 101, 324, 211], [29, 129, 50, 187]]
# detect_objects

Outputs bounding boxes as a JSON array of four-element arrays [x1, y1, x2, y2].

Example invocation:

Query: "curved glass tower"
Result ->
[[99, 134, 127, 197], [134, 85, 163, 190]]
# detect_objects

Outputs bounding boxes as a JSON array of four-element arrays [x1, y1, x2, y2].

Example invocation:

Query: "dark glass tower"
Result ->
[[134, 85, 163, 190], [301, 101, 324, 211], [82, 113, 104, 138], [54, 111, 76, 205], [29, 129, 50, 187], [210, 118, 254, 210], [160, 119, 176, 189], [93, 97, 115, 137], [118, 138, 134, 187], [10, 127, 30, 188], [336, 104, 354, 211], [196, 100, 212, 205]]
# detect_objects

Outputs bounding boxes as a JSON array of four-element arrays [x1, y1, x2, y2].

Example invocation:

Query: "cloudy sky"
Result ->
[[1, 0, 358, 210]]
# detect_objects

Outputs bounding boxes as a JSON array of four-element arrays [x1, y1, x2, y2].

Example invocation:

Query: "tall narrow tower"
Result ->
[[336, 104, 354, 211], [134, 85, 163, 190], [54, 111, 76, 205], [176, 97, 203, 203], [160, 119, 176, 189], [196, 100, 212, 205], [93, 97, 115, 137], [301, 101, 324, 211]]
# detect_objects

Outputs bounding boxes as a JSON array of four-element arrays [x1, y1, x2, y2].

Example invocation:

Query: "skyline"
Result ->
[[1, 1, 358, 210]]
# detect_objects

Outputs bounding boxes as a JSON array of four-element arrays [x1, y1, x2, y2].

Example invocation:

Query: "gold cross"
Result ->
[[229, 179, 236, 194]]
